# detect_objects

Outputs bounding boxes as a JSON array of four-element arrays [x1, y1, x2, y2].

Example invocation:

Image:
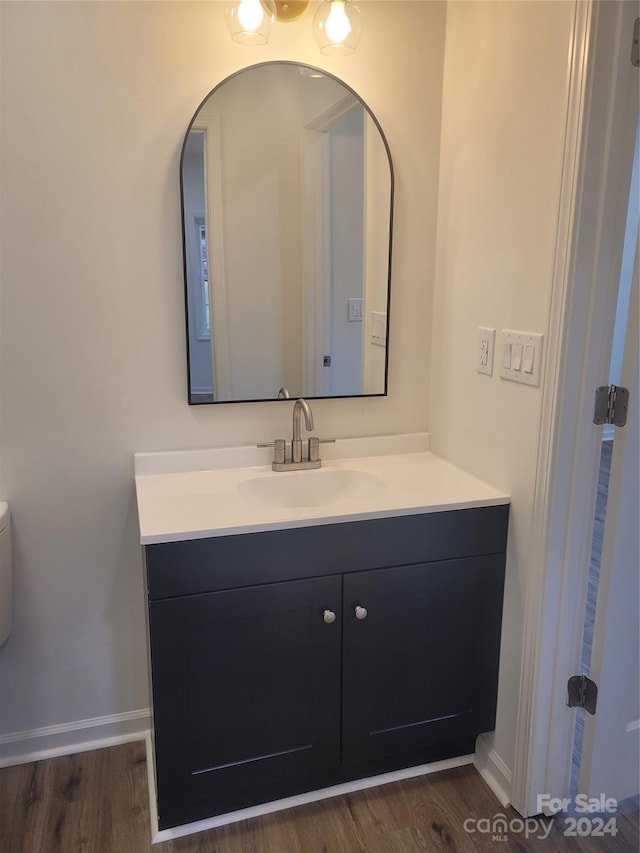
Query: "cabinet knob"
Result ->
[[354, 605, 368, 620], [323, 609, 336, 624]]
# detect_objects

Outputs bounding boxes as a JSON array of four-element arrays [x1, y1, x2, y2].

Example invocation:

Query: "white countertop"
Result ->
[[134, 434, 509, 545]]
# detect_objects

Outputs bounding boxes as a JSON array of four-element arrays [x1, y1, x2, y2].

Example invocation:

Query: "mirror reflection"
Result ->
[[181, 62, 393, 404]]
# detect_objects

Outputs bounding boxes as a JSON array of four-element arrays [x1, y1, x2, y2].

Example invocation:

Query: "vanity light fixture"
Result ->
[[274, 1, 310, 23], [225, 0, 362, 54]]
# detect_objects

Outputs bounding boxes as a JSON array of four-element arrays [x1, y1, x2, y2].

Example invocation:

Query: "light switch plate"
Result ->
[[371, 311, 387, 347], [348, 298, 363, 322], [477, 327, 496, 376], [500, 330, 544, 387]]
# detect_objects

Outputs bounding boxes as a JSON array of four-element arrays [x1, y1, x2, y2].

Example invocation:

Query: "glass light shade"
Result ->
[[225, 0, 276, 45], [313, 0, 362, 55]]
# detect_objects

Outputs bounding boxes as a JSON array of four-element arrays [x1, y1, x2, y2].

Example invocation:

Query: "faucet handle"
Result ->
[[308, 437, 335, 462], [257, 438, 286, 465]]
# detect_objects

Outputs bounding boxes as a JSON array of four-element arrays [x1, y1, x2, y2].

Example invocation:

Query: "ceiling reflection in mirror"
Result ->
[[181, 62, 393, 404]]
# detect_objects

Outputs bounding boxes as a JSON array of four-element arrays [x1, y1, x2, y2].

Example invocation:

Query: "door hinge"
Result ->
[[322, 355, 332, 367], [593, 384, 629, 427], [632, 18, 639, 67], [567, 675, 598, 715]]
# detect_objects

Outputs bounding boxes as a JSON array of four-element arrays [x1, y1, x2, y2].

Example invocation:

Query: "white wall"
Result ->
[[363, 114, 391, 394], [431, 0, 576, 782], [202, 66, 303, 399], [0, 1, 445, 741]]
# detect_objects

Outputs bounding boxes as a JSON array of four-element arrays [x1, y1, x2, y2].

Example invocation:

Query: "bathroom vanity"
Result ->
[[135, 436, 509, 836]]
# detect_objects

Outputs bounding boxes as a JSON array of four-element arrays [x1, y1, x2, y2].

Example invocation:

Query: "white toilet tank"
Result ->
[[0, 502, 11, 646]]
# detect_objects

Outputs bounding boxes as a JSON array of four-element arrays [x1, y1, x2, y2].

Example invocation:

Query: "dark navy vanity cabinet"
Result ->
[[144, 506, 508, 831]]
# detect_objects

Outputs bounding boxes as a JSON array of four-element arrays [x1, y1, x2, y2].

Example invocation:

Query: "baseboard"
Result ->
[[473, 733, 512, 807], [0, 708, 151, 768], [149, 748, 475, 843]]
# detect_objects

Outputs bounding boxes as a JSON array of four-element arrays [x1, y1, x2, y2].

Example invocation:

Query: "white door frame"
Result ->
[[511, 0, 639, 817]]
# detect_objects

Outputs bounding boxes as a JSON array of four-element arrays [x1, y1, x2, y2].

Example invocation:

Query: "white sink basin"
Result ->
[[134, 434, 510, 543], [237, 468, 386, 509]]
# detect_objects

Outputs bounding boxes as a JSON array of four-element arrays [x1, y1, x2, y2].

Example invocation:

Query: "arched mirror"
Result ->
[[181, 62, 393, 404]]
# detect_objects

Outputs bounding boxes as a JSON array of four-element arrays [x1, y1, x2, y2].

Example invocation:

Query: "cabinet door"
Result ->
[[342, 556, 505, 769], [149, 574, 342, 829]]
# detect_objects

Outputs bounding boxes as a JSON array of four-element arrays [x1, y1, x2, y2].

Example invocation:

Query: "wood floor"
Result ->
[[0, 741, 637, 852]]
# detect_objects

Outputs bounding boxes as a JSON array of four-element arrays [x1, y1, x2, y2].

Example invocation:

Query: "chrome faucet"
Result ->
[[292, 398, 314, 463], [258, 398, 334, 471]]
